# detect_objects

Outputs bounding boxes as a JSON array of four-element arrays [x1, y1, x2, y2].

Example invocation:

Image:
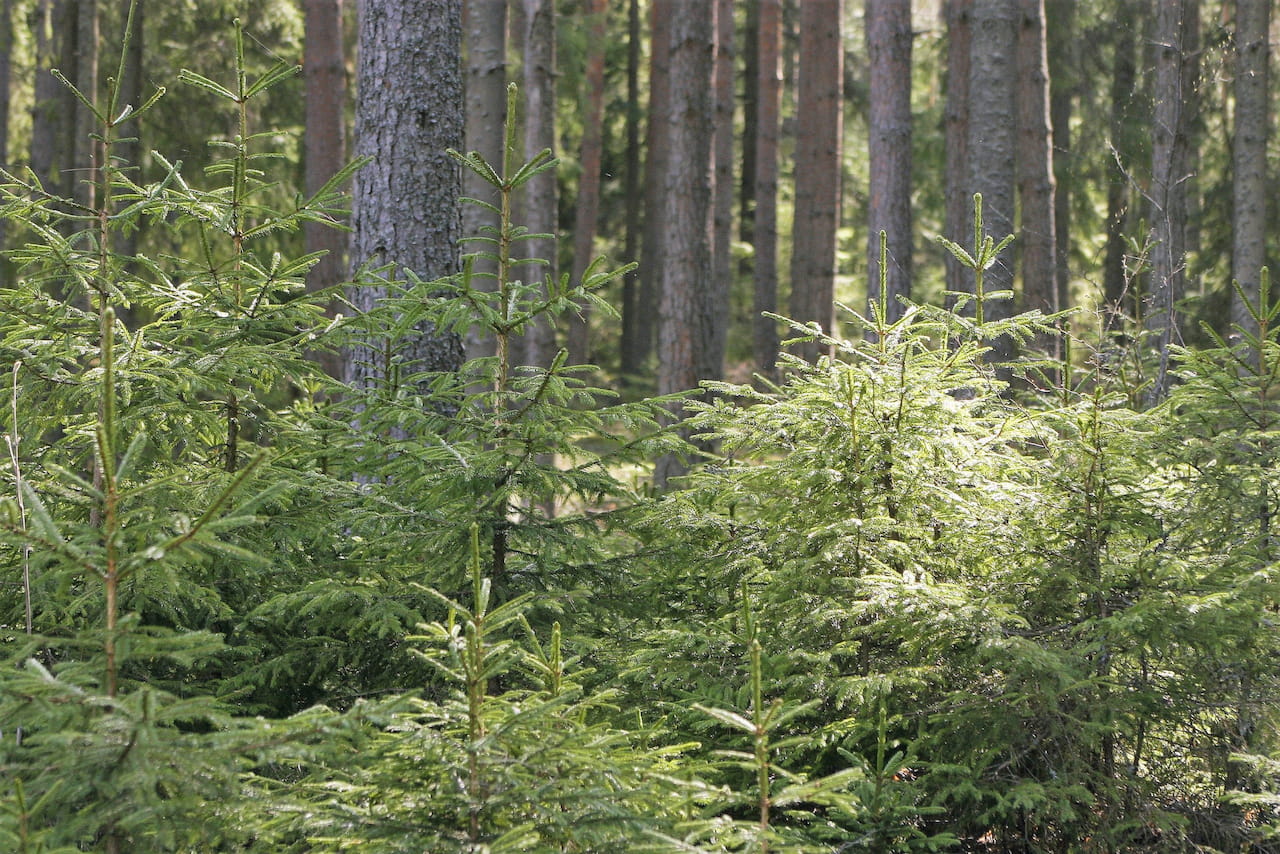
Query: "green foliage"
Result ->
[[1, 20, 1278, 854]]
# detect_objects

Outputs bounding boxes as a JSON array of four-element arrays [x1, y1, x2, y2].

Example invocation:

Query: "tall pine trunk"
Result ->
[[619, 0, 643, 380], [518, 0, 557, 368], [462, 0, 507, 362], [0, 0, 12, 258], [739, 0, 759, 285], [347, 0, 464, 389], [303, 0, 347, 377], [753, 0, 782, 376], [1146, 0, 1191, 402], [788, 0, 843, 364], [1230, 0, 1269, 339], [636, 1, 672, 380], [1045, 0, 1073, 323], [966, 0, 1017, 361], [709, 0, 734, 376], [865, 0, 912, 323], [72, 0, 99, 214], [943, 0, 971, 303], [1102, 3, 1137, 325], [1015, 0, 1058, 356], [565, 0, 607, 365], [654, 0, 715, 488]]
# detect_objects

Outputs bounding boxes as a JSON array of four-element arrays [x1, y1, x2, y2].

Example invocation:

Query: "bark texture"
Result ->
[[1102, 2, 1137, 323], [462, 0, 506, 362], [739, 0, 759, 273], [943, 0, 971, 303], [73, 0, 98, 212], [518, 0, 557, 368], [1015, 0, 1058, 340], [789, 0, 842, 363], [1230, 0, 1270, 339], [0, 0, 11, 254], [565, 0, 607, 365], [752, 0, 782, 376], [1146, 0, 1192, 401], [866, 0, 912, 323], [347, 0, 464, 389], [709, 0, 734, 375], [619, 0, 643, 378], [966, 0, 1017, 359], [636, 1, 672, 378], [654, 0, 715, 488], [303, 0, 348, 377], [1045, 0, 1073, 321]]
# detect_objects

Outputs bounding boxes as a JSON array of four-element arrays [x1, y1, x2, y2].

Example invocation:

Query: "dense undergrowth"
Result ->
[[2, 23, 1278, 854]]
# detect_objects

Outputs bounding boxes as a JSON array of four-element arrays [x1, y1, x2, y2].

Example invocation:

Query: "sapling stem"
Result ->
[[6, 362, 31, 635]]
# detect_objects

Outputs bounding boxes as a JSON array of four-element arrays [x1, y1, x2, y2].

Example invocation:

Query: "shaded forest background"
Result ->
[[11, 0, 1274, 387]]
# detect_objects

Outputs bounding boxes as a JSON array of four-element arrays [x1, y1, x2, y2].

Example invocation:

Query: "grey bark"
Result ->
[[739, 0, 758, 274], [346, 0, 464, 389], [654, 0, 715, 488], [1146, 0, 1191, 402], [72, 0, 98, 213], [1015, 0, 1057, 352], [517, 0, 557, 368], [1102, 2, 1137, 324], [789, 0, 842, 363], [0, 0, 11, 254], [565, 0, 606, 366], [115, 0, 144, 241], [619, 0, 643, 378], [943, 0, 971, 303], [1230, 0, 1270, 339], [1045, 0, 1072, 322], [966, 0, 1017, 360], [30, 0, 58, 189], [637, 2, 672, 379], [709, 0, 733, 375], [753, 0, 781, 376], [866, 0, 912, 324], [462, 0, 506, 363]]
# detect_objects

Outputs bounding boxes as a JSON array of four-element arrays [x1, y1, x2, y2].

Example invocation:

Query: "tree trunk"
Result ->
[[346, 0, 464, 390], [518, 0, 557, 368], [53, 0, 79, 205], [115, 0, 144, 235], [565, 0, 606, 366], [462, 0, 506, 363], [1102, 2, 1137, 325], [1045, 0, 1073, 323], [619, 0, 643, 379], [303, 0, 347, 377], [789, 0, 842, 363], [865, 0, 912, 324], [753, 0, 781, 376], [637, 1, 672, 381], [1181, 0, 1202, 303], [0, 0, 12, 255], [943, 0, 971, 303], [709, 0, 733, 376], [1230, 0, 1269, 339], [30, 0, 59, 190], [1015, 0, 1057, 356], [1146, 0, 1191, 402], [72, 0, 99, 213], [654, 0, 715, 489], [966, 0, 1017, 360], [739, 0, 759, 279]]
